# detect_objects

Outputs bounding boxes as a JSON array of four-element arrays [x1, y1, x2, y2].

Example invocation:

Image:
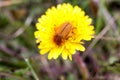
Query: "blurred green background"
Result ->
[[0, 0, 120, 80]]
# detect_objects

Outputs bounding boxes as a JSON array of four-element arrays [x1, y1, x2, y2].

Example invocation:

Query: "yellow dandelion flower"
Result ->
[[34, 3, 95, 60]]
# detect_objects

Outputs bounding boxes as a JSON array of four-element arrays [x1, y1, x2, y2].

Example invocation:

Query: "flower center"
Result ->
[[53, 22, 73, 46]]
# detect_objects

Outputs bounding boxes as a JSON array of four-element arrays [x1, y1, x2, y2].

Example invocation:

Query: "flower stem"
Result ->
[[25, 58, 39, 80], [73, 52, 89, 80]]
